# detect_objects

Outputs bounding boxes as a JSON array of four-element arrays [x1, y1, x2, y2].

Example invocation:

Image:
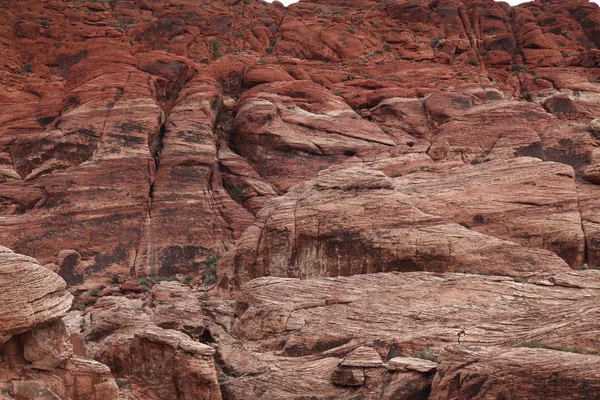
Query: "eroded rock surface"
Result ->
[[0, 248, 118, 400], [0, 0, 598, 282], [220, 158, 582, 288], [2, 0, 600, 398]]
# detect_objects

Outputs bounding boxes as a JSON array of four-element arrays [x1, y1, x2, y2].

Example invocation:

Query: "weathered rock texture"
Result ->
[[2, 0, 600, 398], [207, 269, 600, 399], [219, 157, 583, 288], [0, 0, 599, 282], [72, 283, 222, 400], [0, 248, 118, 400], [0, 246, 72, 345]]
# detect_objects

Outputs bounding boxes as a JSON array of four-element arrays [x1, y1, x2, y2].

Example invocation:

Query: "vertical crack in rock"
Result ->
[[144, 120, 166, 276]]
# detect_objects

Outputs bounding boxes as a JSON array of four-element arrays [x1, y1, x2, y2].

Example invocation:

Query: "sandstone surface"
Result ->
[[0, 0, 598, 282], [0, 249, 118, 400], [2, 0, 600, 398]]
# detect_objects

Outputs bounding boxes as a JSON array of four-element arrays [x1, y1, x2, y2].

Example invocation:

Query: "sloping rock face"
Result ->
[[0, 0, 599, 283], [219, 157, 581, 288], [431, 346, 600, 399], [0, 248, 118, 400], [202, 270, 600, 399], [0, 246, 72, 345]]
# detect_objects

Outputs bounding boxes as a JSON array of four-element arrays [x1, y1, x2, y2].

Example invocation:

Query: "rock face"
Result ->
[[0, 248, 118, 400], [0, 0, 599, 283], [219, 157, 581, 288], [78, 283, 222, 400], [431, 346, 600, 400], [0, 246, 72, 345], [200, 269, 600, 399], [1, 0, 600, 399]]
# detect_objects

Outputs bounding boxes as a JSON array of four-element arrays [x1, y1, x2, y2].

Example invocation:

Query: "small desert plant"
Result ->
[[512, 64, 528, 72], [430, 35, 442, 47], [209, 39, 221, 60], [36, 19, 50, 27], [201, 256, 220, 285], [20, 63, 32, 75], [347, 27, 355, 34], [228, 186, 243, 204]]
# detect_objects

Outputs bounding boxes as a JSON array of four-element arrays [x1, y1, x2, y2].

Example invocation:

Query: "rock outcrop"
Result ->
[[0, 248, 118, 400], [203, 269, 600, 399], [75, 283, 222, 400], [1, 0, 600, 398], [219, 157, 582, 288], [0, 0, 599, 282]]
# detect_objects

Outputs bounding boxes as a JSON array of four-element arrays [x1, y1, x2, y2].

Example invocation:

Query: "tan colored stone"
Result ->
[[340, 346, 382, 368], [0, 248, 72, 345], [220, 158, 574, 288], [387, 357, 437, 373], [431, 346, 600, 400]]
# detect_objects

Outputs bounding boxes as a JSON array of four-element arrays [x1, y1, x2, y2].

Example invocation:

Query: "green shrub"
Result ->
[[36, 19, 50, 27], [210, 39, 221, 60], [430, 35, 442, 47], [347, 27, 355, 34], [201, 256, 221, 285], [413, 348, 437, 362], [228, 186, 243, 204], [20, 63, 32, 75], [512, 64, 528, 72], [391, 172, 403, 178]]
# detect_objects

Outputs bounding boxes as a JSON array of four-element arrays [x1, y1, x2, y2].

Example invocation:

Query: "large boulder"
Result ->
[[0, 248, 118, 400], [0, 246, 72, 345]]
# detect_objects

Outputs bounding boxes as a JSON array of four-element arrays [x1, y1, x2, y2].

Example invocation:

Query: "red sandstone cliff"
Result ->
[[1, 0, 600, 398]]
